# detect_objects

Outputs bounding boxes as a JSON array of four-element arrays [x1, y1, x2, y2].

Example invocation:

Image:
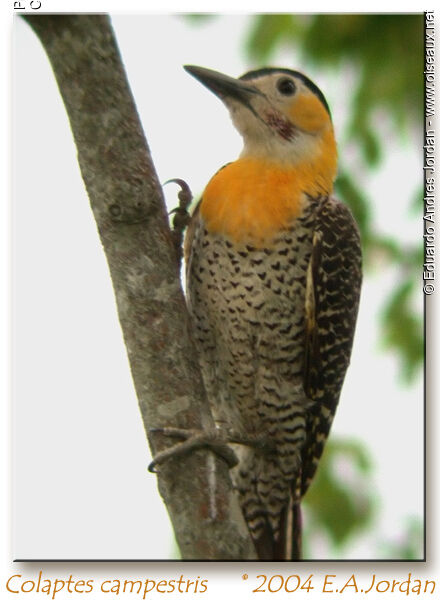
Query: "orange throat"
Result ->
[[200, 152, 337, 246]]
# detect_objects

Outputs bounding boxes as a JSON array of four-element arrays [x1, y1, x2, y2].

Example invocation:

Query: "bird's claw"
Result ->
[[164, 178, 193, 209], [163, 178, 193, 266]]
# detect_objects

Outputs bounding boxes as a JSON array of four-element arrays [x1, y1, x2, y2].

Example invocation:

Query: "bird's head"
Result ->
[[184, 65, 337, 173]]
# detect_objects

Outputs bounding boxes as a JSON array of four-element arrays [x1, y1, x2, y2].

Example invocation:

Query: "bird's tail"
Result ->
[[276, 499, 302, 560], [252, 499, 302, 560], [234, 450, 303, 560]]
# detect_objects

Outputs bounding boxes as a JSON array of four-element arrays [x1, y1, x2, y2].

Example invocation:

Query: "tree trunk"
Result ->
[[22, 13, 256, 560]]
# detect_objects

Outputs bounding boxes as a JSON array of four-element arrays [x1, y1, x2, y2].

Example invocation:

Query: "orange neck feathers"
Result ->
[[200, 129, 337, 246]]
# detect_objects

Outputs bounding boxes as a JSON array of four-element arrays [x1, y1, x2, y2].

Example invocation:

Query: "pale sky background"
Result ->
[[12, 13, 423, 561]]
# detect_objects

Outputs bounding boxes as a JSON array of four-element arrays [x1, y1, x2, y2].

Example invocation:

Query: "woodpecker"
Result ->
[[179, 65, 362, 560]]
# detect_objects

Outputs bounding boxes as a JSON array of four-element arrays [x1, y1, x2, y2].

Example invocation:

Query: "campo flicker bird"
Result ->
[[173, 65, 362, 560]]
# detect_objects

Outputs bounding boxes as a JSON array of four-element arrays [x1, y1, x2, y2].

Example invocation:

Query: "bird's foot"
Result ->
[[148, 426, 276, 473], [148, 427, 238, 473], [164, 178, 193, 265]]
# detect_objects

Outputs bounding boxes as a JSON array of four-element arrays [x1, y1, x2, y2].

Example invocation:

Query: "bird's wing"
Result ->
[[301, 195, 362, 496]]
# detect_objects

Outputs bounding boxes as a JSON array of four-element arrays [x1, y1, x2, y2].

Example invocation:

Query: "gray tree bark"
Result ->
[[22, 14, 256, 560]]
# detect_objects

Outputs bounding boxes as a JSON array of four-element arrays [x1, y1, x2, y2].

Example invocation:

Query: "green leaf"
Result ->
[[303, 439, 375, 550], [380, 279, 423, 383], [245, 14, 302, 62], [348, 123, 382, 168]]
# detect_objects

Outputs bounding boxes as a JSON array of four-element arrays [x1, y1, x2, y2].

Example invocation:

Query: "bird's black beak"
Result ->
[[184, 65, 262, 106]]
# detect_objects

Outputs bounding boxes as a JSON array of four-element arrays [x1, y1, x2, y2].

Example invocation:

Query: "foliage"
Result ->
[[381, 279, 424, 383], [303, 442, 424, 560], [303, 438, 374, 556]]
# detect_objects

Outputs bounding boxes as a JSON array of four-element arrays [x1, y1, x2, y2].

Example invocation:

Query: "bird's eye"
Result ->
[[277, 78, 296, 96]]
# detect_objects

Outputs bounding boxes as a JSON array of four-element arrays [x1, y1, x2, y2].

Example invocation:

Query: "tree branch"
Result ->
[[22, 14, 256, 560]]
